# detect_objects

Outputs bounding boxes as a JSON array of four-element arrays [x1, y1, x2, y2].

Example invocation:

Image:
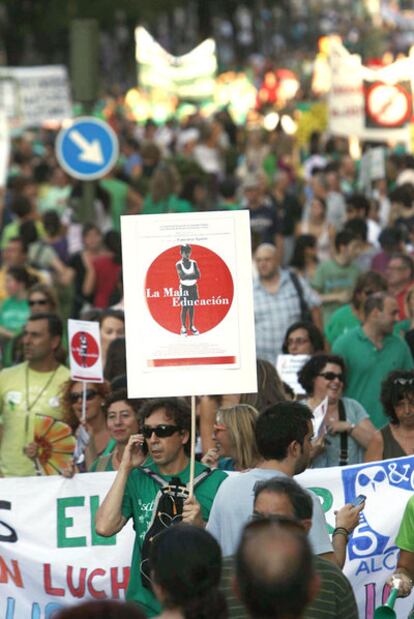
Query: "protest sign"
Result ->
[[276, 354, 309, 395], [328, 38, 414, 144], [135, 27, 217, 99], [0, 109, 10, 187], [1, 457, 414, 618], [0, 65, 72, 128], [121, 211, 257, 398], [68, 320, 103, 383]]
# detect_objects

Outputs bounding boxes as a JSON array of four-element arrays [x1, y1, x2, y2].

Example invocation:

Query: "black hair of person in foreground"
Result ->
[[150, 523, 227, 619]]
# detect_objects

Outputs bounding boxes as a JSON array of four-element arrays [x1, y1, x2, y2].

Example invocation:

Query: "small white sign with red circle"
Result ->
[[68, 319, 103, 383]]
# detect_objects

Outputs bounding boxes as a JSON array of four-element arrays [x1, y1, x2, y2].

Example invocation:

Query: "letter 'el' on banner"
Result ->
[[68, 319, 103, 383], [121, 211, 257, 398]]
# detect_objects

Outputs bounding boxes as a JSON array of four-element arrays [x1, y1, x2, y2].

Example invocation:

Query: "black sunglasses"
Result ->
[[142, 424, 180, 439], [318, 371, 344, 382], [69, 389, 98, 404], [29, 299, 48, 306]]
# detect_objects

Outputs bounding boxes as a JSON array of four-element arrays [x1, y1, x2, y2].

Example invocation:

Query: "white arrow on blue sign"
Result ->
[[56, 116, 119, 181]]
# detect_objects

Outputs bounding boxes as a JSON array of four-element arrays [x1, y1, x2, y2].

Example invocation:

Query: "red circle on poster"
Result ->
[[71, 331, 99, 367], [145, 244, 234, 335]]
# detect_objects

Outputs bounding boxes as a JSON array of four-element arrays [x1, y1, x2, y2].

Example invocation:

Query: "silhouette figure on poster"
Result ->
[[79, 333, 88, 367], [176, 244, 201, 336]]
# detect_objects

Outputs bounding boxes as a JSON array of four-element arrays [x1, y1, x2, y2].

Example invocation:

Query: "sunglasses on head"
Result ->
[[29, 298, 48, 307], [142, 424, 180, 439], [318, 371, 344, 382], [69, 389, 98, 404], [394, 378, 414, 386]]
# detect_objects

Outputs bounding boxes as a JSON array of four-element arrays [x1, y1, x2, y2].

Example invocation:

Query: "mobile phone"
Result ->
[[352, 494, 366, 507]]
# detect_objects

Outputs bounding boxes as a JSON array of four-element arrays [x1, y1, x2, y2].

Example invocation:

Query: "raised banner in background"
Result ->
[[1, 458, 414, 618], [0, 109, 10, 187], [0, 65, 72, 128], [328, 38, 414, 144], [68, 320, 103, 383], [121, 211, 256, 398], [135, 26, 217, 100]]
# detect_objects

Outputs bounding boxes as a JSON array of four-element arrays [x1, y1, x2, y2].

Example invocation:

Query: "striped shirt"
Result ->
[[221, 555, 358, 619]]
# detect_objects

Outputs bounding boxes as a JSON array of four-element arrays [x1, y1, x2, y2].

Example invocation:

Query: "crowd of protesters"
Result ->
[[3, 107, 414, 617]]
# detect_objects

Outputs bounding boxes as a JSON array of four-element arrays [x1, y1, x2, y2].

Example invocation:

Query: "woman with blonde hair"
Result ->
[[202, 403, 260, 471]]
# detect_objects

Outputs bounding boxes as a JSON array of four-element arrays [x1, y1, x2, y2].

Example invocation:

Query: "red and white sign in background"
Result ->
[[121, 211, 257, 398], [68, 319, 103, 383]]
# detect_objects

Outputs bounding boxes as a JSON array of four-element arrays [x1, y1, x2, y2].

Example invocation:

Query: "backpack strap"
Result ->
[[190, 467, 214, 490], [338, 399, 348, 466], [139, 466, 171, 489]]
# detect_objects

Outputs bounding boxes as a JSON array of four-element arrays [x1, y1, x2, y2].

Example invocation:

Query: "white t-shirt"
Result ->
[[206, 467, 333, 557]]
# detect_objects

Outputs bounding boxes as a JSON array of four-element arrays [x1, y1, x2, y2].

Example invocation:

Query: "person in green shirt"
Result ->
[[0, 266, 32, 366], [95, 397, 227, 617], [90, 389, 145, 472], [325, 270, 387, 346], [333, 292, 414, 428], [143, 164, 193, 215], [311, 229, 360, 326], [100, 172, 142, 232], [388, 495, 414, 606]]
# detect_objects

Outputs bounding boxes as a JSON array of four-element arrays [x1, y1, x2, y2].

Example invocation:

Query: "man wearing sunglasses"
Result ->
[[96, 397, 227, 617]]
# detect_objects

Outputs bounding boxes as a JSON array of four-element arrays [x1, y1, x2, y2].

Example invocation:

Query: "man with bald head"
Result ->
[[235, 518, 319, 619], [253, 243, 321, 362]]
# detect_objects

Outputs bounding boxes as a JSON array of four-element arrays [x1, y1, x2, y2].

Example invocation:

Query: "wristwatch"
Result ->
[[348, 423, 356, 435]]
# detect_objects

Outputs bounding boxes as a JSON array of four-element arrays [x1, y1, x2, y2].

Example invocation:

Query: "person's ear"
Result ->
[[301, 518, 312, 534], [51, 335, 61, 352], [288, 440, 300, 459], [181, 429, 190, 448]]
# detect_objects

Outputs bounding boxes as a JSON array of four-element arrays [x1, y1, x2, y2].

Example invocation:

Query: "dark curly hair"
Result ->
[[281, 321, 325, 354], [297, 354, 346, 395], [380, 370, 414, 425]]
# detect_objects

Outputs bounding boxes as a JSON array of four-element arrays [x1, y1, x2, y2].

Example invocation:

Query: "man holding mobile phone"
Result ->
[[95, 397, 227, 618]]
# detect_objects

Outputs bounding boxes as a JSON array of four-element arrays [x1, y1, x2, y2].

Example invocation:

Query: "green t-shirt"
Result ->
[[121, 460, 227, 616], [0, 296, 30, 366], [100, 178, 129, 232], [325, 304, 359, 346], [311, 260, 360, 324], [143, 194, 193, 215], [396, 495, 414, 552], [0, 362, 70, 476], [333, 327, 414, 428]]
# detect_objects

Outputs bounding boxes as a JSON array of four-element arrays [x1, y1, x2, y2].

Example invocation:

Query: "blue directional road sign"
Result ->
[[56, 116, 119, 180]]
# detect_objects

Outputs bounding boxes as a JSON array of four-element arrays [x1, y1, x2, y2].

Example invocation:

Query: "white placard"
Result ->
[[311, 396, 329, 438], [68, 320, 103, 383], [276, 354, 309, 395], [0, 109, 10, 187], [0, 65, 72, 128], [121, 211, 257, 398]]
